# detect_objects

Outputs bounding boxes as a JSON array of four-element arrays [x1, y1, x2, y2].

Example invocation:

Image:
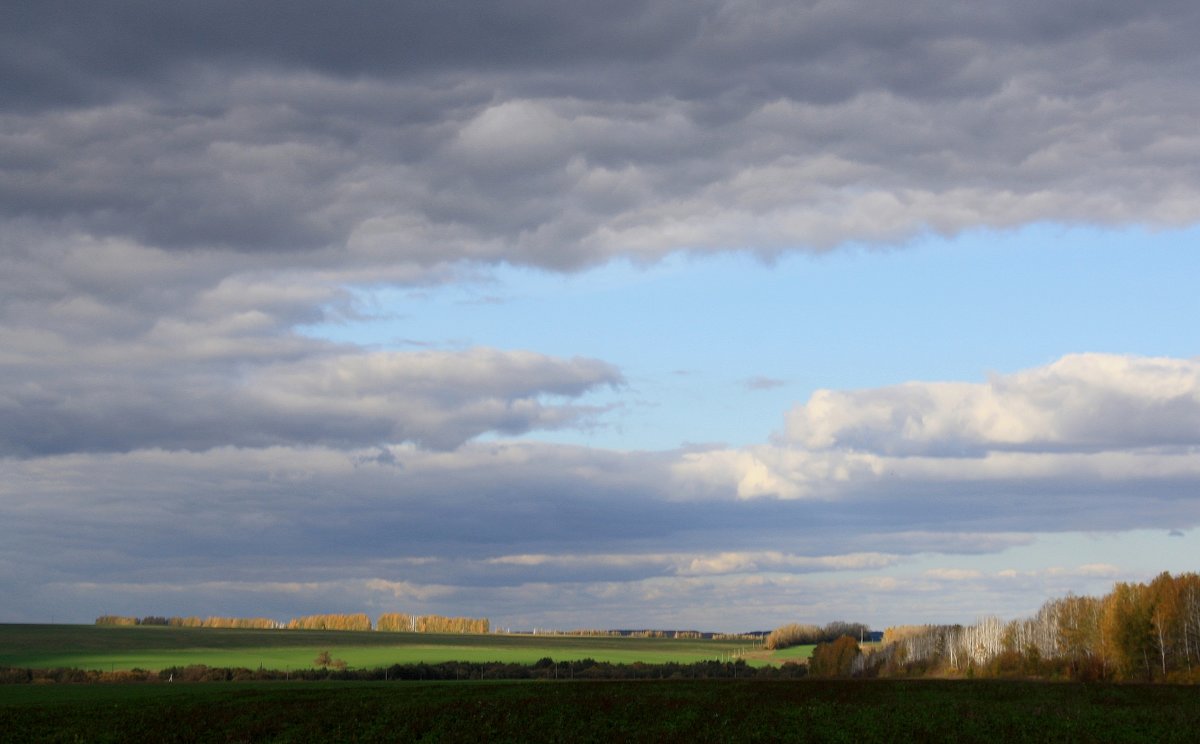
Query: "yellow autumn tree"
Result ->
[[287, 613, 371, 631]]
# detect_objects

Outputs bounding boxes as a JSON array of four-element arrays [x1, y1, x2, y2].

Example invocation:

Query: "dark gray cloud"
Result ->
[[5, 1, 1200, 272], [6, 2, 1189, 105], [5, 430, 1197, 625], [2, 0, 703, 108], [0, 340, 620, 455]]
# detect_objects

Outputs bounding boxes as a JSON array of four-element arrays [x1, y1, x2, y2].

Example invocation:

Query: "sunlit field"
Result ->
[[0, 624, 781, 671]]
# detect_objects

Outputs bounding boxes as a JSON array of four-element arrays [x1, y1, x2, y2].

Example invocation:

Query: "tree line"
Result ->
[[95, 616, 281, 629], [95, 613, 490, 634], [764, 621, 871, 650], [1, 657, 802, 685], [91, 615, 739, 639], [803, 571, 1200, 682], [509, 629, 751, 639], [285, 614, 372, 631], [377, 613, 490, 634]]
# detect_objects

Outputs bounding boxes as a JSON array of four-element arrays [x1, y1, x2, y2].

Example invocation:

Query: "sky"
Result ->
[[3, 0, 1199, 632]]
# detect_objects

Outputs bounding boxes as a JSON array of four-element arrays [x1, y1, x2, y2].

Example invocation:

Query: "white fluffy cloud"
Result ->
[[785, 353, 1200, 455], [676, 355, 1200, 517]]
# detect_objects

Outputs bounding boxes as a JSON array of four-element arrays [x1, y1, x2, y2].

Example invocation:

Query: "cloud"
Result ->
[[743, 376, 787, 391], [924, 568, 982, 581], [2, 425, 1193, 625], [49, 564, 1136, 630], [9, 357, 1193, 597], [0, 232, 621, 457], [857, 532, 1036, 555], [1075, 563, 1120, 578], [5, 2, 1200, 277], [7, 4, 1200, 459], [483, 550, 898, 577], [784, 353, 1200, 455], [674, 354, 1200, 544], [0, 343, 621, 456]]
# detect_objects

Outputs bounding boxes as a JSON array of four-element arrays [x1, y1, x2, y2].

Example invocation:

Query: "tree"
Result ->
[[1179, 573, 1200, 673], [1103, 582, 1156, 680], [1054, 594, 1104, 679], [314, 650, 332, 669], [809, 635, 861, 677], [288, 613, 372, 631], [764, 623, 822, 650], [376, 613, 490, 634], [1149, 572, 1181, 677]]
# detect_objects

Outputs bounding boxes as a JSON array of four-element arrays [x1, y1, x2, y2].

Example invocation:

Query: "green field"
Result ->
[[0, 624, 780, 671], [756, 643, 814, 661], [3, 679, 1198, 743]]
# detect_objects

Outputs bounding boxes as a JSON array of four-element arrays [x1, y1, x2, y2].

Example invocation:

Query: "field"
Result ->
[[0, 624, 778, 672], [3, 678, 1199, 742], [4, 625, 1198, 741]]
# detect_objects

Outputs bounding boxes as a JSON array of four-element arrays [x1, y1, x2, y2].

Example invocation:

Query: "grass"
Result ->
[[751, 644, 815, 661], [2, 679, 1199, 742], [0, 624, 770, 671]]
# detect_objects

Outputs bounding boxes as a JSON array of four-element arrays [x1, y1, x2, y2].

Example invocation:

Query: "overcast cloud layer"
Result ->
[[3, 1, 1199, 628]]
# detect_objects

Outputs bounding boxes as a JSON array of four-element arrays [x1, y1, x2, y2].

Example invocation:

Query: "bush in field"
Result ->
[[312, 650, 348, 671]]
